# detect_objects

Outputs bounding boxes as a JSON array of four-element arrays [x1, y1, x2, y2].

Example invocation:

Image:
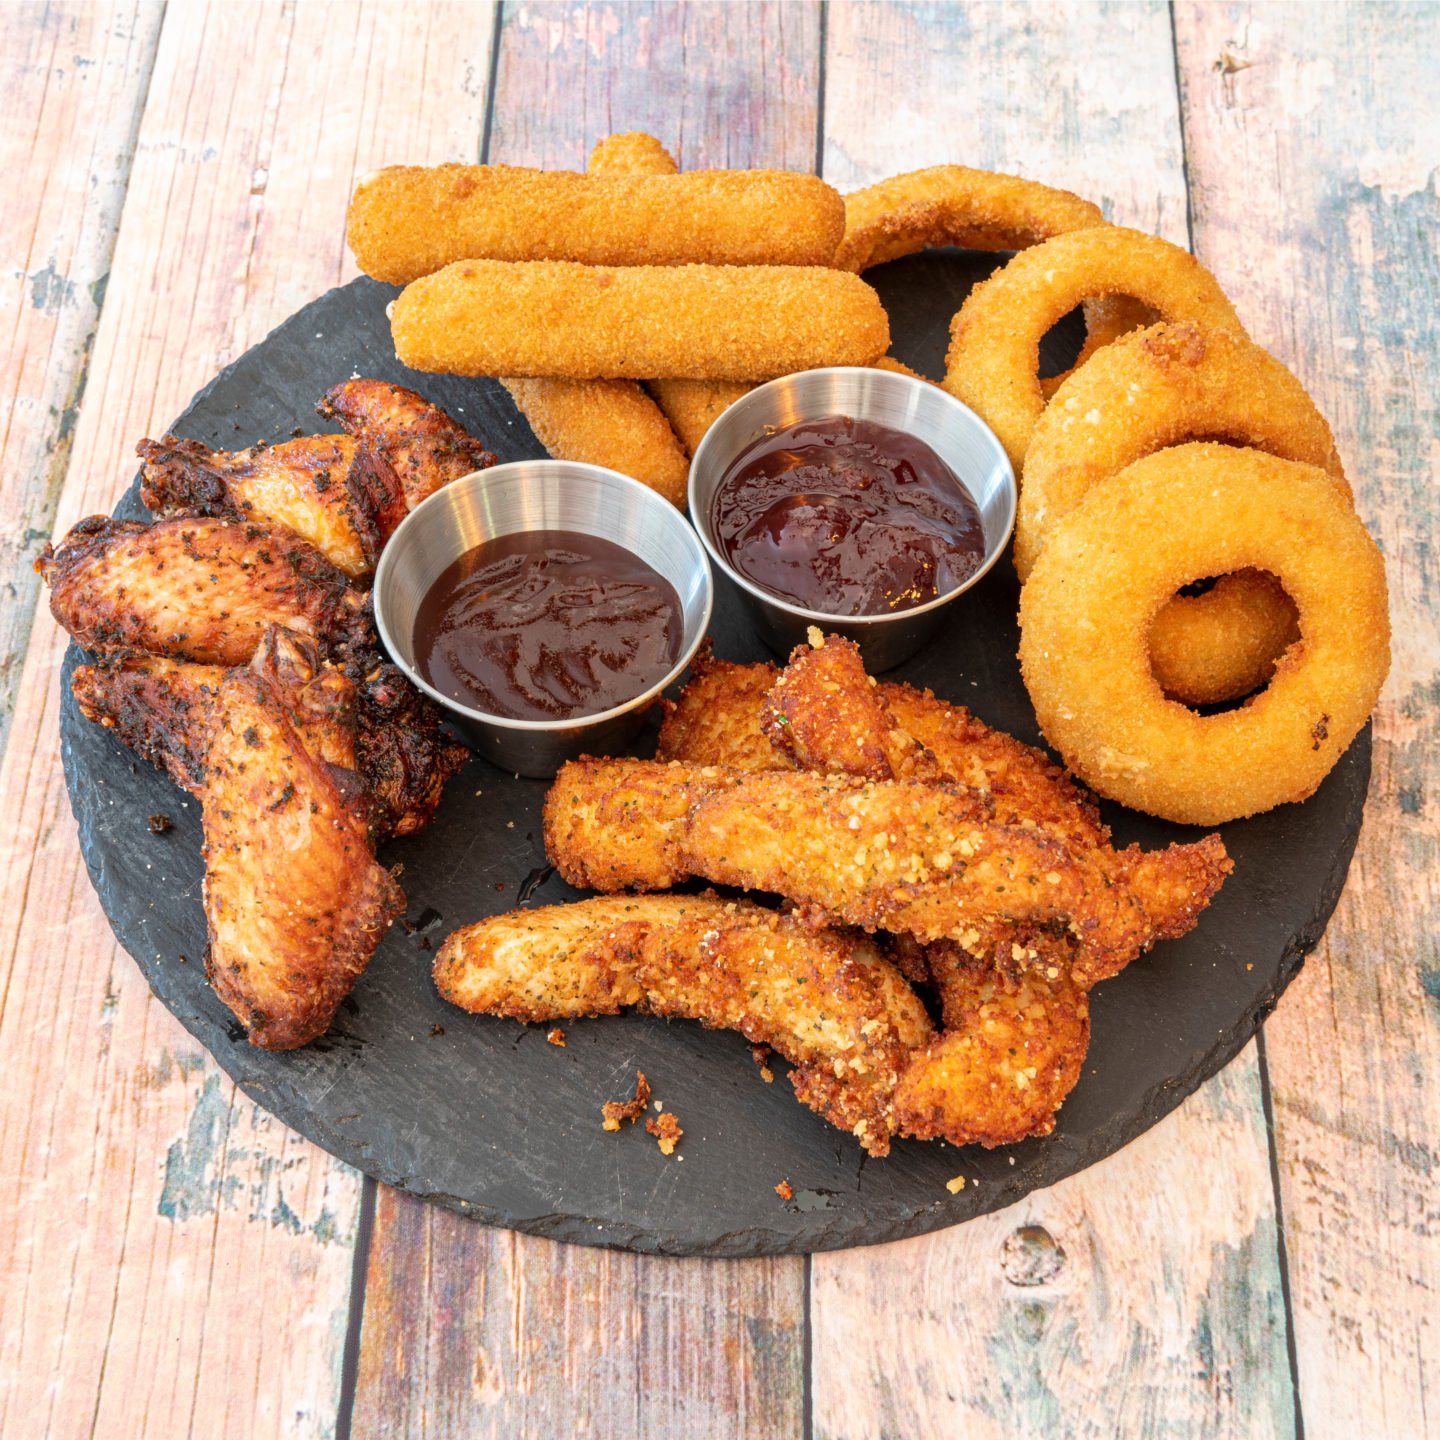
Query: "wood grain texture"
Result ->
[[813, 5, 1295, 1434], [0, 5, 494, 1438], [0, 1, 162, 762], [1177, 6, 1440, 1434], [356, 1199, 803, 1438], [489, 0, 821, 171], [351, 4, 818, 1435]]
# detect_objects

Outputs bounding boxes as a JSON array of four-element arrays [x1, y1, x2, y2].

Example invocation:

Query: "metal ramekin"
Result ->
[[374, 461, 713, 778], [688, 367, 1016, 671]]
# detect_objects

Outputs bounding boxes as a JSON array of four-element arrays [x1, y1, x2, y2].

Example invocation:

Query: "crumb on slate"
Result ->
[[751, 1043, 774, 1083], [602, 1070, 651, 1131], [429, 1023, 445, 1037], [646, 1111, 682, 1156], [147, 814, 172, 834], [547, 1027, 566, 1047], [775, 1179, 793, 1202], [946, 1174, 967, 1194]]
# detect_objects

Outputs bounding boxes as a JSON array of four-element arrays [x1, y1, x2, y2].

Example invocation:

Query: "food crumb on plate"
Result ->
[[601, 1070, 650, 1131], [946, 1174, 967, 1194], [776, 1179, 794, 1202], [546, 1027, 566, 1047], [646, 1111, 683, 1155]]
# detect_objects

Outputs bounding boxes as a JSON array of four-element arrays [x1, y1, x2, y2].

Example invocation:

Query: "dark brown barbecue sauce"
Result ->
[[413, 531, 682, 721], [711, 415, 986, 615]]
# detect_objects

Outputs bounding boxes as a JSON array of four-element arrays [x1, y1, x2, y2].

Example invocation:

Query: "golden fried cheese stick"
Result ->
[[391, 261, 891, 381], [349, 165, 846, 282], [648, 359, 930, 459], [433, 894, 933, 1155], [587, 131, 679, 175], [501, 377, 690, 506], [500, 134, 691, 506]]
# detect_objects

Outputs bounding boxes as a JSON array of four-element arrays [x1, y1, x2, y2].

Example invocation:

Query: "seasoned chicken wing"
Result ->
[[138, 432, 407, 577], [317, 378, 495, 510], [203, 644, 404, 1049], [434, 893, 933, 1155], [40, 515, 362, 666], [71, 635, 465, 843]]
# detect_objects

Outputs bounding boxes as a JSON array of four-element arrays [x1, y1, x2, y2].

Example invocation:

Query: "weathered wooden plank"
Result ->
[[811, 5, 1294, 1435], [1176, 7, 1440, 1434], [351, 5, 818, 1435], [0, 1, 162, 762], [0, 5, 495, 1438]]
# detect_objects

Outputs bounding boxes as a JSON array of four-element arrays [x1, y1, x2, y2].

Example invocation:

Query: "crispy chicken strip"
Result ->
[[656, 652, 784, 771], [40, 515, 362, 666], [546, 760, 1148, 966], [893, 943, 1090, 1146], [764, 636, 943, 782], [203, 648, 404, 1049], [434, 894, 933, 1155], [137, 432, 407, 578], [543, 758, 738, 891], [316, 378, 496, 511]]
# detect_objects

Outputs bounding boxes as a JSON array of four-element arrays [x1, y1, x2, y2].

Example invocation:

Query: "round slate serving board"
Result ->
[[58, 258, 1369, 1256]]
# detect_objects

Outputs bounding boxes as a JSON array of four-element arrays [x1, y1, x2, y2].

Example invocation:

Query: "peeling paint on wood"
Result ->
[[1177, 7, 1440, 1434], [812, 5, 1293, 1435], [0, 0, 163, 764]]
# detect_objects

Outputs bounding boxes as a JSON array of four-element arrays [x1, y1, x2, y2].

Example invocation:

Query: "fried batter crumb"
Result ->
[[750, 1042, 775, 1084], [547, 1027, 566, 1047], [776, 1179, 794, 1201], [646, 1111, 683, 1155], [601, 1070, 651, 1130], [946, 1174, 967, 1194]]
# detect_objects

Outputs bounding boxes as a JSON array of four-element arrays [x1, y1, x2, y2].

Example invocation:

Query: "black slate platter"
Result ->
[[59, 257, 1370, 1256]]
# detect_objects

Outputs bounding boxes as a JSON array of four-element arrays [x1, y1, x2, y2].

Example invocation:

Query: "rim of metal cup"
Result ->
[[687, 366, 1017, 629], [373, 460, 714, 733]]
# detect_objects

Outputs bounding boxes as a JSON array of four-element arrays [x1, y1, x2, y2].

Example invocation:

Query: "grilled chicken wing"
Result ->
[[138, 433, 407, 577], [40, 515, 363, 666], [71, 637, 465, 843], [317, 378, 495, 510], [433, 893, 933, 1155], [203, 641, 404, 1049]]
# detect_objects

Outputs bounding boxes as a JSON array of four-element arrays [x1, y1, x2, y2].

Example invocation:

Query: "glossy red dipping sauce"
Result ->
[[413, 530, 682, 722], [711, 414, 986, 615]]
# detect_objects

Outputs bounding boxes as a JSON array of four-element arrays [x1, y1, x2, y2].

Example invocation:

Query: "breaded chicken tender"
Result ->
[[764, 636, 943, 782], [501, 377, 690, 506], [894, 944, 1090, 1146], [657, 653, 784, 771], [349, 165, 846, 282], [390, 261, 890, 381], [433, 894, 933, 1155]]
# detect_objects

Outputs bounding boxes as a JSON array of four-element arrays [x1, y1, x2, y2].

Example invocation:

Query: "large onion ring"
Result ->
[[834, 165, 1146, 397], [1016, 322, 1348, 704], [944, 228, 1245, 473], [1018, 444, 1389, 825]]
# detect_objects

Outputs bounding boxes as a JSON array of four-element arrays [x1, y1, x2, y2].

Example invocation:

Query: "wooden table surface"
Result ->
[[2, 3, 1435, 1436]]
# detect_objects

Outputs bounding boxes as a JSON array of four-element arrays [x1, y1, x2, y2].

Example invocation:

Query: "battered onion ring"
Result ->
[[1018, 444, 1388, 825], [1017, 322, 1349, 704], [1148, 570, 1300, 706], [944, 228, 1245, 473], [1017, 323, 1347, 578], [835, 165, 1147, 397]]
